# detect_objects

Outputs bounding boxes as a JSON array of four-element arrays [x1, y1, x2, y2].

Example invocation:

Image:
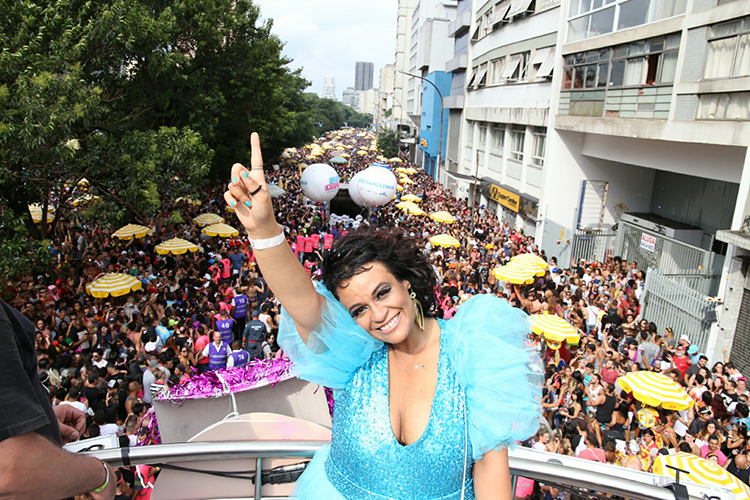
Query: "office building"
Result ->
[[355, 62, 375, 91]]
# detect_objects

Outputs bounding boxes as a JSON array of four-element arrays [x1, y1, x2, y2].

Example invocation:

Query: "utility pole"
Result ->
[[470, 150, 480, 237]]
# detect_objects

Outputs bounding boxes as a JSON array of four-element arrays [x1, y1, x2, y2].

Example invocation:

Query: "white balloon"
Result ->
[[348, 172, 366, 206], [300, 163, 340, 202], [355, 215, 363, 221], [357, 166, 398, 207]]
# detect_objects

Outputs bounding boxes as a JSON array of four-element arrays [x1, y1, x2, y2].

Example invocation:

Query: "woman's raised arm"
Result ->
[[225, 133, 323, 343]]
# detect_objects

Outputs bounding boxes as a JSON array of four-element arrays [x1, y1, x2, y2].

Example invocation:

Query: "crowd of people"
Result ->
[[3, 128, 749, 498]]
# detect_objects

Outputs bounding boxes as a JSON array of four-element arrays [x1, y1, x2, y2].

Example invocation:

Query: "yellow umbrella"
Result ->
[[28, 204, 56, 223], [430, 234, 461, 247], [493, 262, 537, 285], [397, 186, 404, 192], [86, 273, 142, 298], [155, 238, 199, 255], [396, 168, 408, 174], [225, 205, 236, 213], [406, 168, 418, 175], [389, 157, 403, 163], [340, 153, 351, 158], [396, 201, 420, 210], [401, 194, 422, 202], [654, 452, 750, 500], [531, 312, 581, 345], [511, 254, 549, 273], [202, 223, 240, 237], [280, 151, 291, 159], [400, 177, 414, 185], [430, 211, 456, 224], [112, 224, 152, 240], [193, 213, 225, 227], [176, 196, 201, 206], [71, 194, 101, 206], [356, 150, 368, 156], [618, 371, 694, 410], [407, 207, 426, 216], [510, 258, 548, 277]]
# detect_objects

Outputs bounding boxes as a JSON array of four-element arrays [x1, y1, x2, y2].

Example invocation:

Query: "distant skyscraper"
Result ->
[[355, 62, 374, 91], [323, 75, 336, 100], [342, 87, 360, 111]]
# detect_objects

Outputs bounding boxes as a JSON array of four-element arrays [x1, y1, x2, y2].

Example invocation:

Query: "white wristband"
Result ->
[[249, 231, 286, 250]]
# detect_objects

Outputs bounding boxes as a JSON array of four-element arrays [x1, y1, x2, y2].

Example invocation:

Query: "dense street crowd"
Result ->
[[4, 128, 750, 499]]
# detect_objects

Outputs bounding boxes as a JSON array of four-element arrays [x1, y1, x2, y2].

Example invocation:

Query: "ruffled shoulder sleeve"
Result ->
[[277, 281, 383, 389], [444, 294, 543, 461]]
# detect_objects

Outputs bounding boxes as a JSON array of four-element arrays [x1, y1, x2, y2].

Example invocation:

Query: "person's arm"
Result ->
[[473, 448, 512, 500], [0, 431, 115, 500], [225, 133, 324, 344]]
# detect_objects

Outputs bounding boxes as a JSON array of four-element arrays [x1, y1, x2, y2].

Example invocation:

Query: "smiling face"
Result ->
[[336, 261, 416, 344]]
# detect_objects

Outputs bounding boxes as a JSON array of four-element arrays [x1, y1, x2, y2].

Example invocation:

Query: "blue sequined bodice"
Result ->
[[325, 321, 474, 499]]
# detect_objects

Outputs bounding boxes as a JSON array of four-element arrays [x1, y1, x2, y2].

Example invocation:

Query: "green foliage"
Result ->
[[0, 0, 316, 248], [170, 210, 184, 224], [0, 209, 53, 283], [377, 128, 400, 159], [306, 95, 372, 135]]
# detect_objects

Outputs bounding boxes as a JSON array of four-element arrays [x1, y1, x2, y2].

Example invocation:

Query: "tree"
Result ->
[[0, 0, 316, 243], [378, 128, 400, 159]]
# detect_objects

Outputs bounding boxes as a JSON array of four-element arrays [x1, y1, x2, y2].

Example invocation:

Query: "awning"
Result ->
[[507, 0, 534, 17], [500, 54, 522, 81], [467, 68, 478, 88], [492, 0, 512, 24], [532, 46, 556, 79], [475, 66, 488, 88]]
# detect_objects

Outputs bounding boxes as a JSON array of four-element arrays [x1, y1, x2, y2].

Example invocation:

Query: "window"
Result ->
[[567, 0, 685, 42], [501, 54, 523, 82], [476, 63, 489, 88], [531, 128, 546, 167], [510, 52, 531, 82], [510, 125, 525, 162], [467, 66, 479, 89], [531, 47, 556, 81], [562, 33, 680, 89], [492, 124, 505, 154], [704, 16, 750, 79], [697, 92, 750, 120], [467, 120, 476, 144], [490, 57, 507, 85], [479, 123, 488, 145]]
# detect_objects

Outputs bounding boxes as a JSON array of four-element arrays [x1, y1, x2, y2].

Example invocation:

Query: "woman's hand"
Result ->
[[224, 132, 280, 239]]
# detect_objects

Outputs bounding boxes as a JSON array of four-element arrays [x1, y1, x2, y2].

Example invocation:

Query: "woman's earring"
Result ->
[[410, 290, 425, 331]]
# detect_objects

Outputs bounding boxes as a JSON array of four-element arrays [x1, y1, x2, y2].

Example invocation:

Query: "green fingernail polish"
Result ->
[[230, 200, 236, 206], [244, 201, 252, 207], [242, 171, 249, 178], [232, 177, 238, 184]]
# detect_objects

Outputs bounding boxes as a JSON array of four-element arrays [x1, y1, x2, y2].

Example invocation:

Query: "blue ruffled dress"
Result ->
[[278, 284, 542, 500]]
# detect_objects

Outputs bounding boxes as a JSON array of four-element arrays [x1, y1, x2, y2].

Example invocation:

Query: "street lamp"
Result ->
[[397, 70, 445, 182]]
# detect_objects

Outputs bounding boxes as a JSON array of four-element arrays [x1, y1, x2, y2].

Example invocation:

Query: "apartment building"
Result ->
[[445, 0, 562, 236], [537, 0, 750, 364]]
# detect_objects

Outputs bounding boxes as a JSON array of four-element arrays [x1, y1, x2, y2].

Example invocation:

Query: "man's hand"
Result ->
[[88, 462, 116, 500], [53, 404, 86, 444]]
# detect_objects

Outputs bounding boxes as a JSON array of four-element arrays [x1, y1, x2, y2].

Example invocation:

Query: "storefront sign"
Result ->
[[488, 184, 520, 212], [640, 233, 656, 252]]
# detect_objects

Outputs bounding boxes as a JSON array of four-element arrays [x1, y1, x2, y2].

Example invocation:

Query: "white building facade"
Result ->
[[446, 0, 562, 237], [323, 75, 336, 100]]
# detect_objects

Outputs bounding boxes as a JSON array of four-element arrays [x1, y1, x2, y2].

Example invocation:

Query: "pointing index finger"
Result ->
[[250, 132, 266, 185]]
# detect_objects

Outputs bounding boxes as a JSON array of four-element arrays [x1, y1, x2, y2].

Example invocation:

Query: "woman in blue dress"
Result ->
[[224, 133, 542, 500]]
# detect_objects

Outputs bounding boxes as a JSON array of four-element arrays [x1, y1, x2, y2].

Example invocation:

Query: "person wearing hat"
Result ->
[[672, 344, 692, 380], [243, 310, 266, 359]]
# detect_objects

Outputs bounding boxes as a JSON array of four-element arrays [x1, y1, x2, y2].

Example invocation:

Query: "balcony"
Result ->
[[446, 54, 468, 73], [444, 94, 465, 109], [449, 9, 471, 37]]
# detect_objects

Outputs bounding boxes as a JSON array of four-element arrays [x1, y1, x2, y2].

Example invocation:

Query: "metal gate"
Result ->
[[642, 268, 717, 352], [617, 221, 720, 295], [732, 288, 750, 377], [571, 230, 616, 266]]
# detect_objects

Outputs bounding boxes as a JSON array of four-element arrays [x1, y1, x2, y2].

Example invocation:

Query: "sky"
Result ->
[[254, 0, 399, 101]]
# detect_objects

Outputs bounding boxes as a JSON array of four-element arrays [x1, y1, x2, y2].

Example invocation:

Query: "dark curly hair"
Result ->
[[321, 226, 437, 317]]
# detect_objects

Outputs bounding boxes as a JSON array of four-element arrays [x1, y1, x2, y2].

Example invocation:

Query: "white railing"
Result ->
[[84, 442, 732, 500]]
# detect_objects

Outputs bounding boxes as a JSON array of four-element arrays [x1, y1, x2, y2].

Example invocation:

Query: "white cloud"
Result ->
[[255, 0, 398, 100]]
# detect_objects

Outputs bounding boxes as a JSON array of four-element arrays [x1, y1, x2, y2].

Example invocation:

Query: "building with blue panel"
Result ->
[[418, 71, 452, 180]]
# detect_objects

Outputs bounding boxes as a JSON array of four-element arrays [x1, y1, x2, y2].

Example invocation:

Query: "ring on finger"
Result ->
[[252, 167, 264, 171], [249, 185, 262, 196]]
